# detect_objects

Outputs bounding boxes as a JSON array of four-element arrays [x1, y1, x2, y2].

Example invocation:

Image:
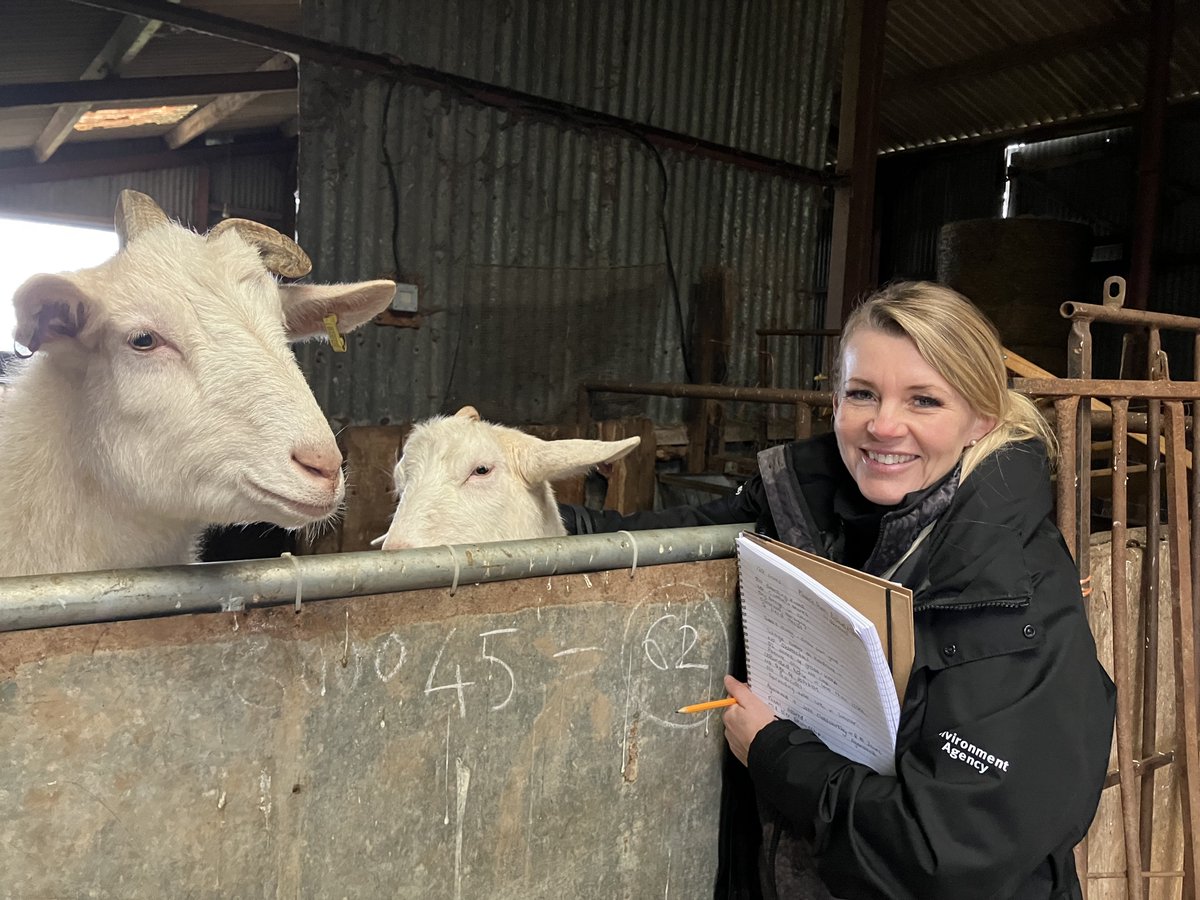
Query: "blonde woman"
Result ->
[[563, 282, 1115, 899]]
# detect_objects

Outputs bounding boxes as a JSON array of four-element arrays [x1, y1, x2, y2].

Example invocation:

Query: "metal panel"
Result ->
[[0, 165, 204, 227], [0, 559, 736, 898], [210, 150, 294, 227], [0, 148, 295, 233], [297, 0, 840, 428]]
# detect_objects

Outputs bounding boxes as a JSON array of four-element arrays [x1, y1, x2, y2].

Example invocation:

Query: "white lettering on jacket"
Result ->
[[939, 730, 1010, 776]]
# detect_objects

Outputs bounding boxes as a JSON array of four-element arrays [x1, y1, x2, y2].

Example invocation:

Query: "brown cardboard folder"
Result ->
[[743, 532, 915, 703]]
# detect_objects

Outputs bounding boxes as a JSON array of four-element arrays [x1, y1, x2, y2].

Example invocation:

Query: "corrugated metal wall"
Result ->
[[296, 0, 841, 427], [0, 148, 293, 231], [0, 166, 204, 228]]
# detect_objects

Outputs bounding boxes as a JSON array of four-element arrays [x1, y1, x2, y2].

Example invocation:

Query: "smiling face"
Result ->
[[834, 328, 995, 506]]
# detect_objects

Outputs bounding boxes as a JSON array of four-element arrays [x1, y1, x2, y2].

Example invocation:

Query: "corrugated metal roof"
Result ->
[[297, 0, 840, 428], [881, 0, 1200, 154]]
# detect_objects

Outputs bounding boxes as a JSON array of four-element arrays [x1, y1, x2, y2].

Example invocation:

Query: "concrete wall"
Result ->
[[0, 559, 737, 898]]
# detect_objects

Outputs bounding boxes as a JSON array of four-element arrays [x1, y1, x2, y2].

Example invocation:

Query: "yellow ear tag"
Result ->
[[323, 313, 347, 352]]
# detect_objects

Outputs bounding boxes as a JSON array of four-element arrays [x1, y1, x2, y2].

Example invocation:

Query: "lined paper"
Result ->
[[737, 534, 901, 775]]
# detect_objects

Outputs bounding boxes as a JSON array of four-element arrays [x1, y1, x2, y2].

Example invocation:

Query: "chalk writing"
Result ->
[[425, 628, 476, 718], [374, 632, 407, 683], [479, 628, 517, 711], [642, 614, 709, 672], [217, 587, 731, 733]]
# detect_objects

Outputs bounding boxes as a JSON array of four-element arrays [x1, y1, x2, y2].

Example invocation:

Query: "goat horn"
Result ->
[[115, 189, 170, 249], [207, 218, 313, 278]]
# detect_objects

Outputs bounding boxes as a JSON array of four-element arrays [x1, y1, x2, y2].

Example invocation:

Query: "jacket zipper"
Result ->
[[915, 598, 1030, 612]]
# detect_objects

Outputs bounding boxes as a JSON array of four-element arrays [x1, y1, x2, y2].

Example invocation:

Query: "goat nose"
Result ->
[[292, 444, 343, 484]]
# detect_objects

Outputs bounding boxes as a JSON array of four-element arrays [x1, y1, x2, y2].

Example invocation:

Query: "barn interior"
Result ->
[[0, 1, 1197, 897]]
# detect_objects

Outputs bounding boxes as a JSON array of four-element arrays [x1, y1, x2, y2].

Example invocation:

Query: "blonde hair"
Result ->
[[834, 281, 1056, 480]]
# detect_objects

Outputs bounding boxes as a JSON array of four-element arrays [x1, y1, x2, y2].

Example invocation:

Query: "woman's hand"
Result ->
[[722, 674, 778, 766]]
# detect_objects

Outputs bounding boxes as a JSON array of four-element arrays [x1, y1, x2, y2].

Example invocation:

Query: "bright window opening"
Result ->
[[0, 217, 119, 352], [1001, 141, 1026, 218], [75, 105, 197, 131]]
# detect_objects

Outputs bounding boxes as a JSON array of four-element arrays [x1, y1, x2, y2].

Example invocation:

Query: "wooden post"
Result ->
[[299, 424, 409, 554], [825, 0, 888, 328], [685, 267, 735, 473], [599, 417, 658, 515]]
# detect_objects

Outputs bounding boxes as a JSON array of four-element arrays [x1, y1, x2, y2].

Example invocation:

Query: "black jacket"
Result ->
[[564, 434, 1116, 900]]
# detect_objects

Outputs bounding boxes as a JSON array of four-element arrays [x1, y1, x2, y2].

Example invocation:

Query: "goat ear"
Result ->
[[515, 435, 641, 485], [454, 406, 481, 420], [278, 280, 397, 341], [12, 274, 100, 353]]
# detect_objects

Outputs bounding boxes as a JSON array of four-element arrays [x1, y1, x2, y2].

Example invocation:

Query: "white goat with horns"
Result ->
[[0, 190, 396, 578], [380, 405, 640, 550]]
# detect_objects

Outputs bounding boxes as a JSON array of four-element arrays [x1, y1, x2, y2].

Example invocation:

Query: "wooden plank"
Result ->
[[34, 11, 171, 162], [599, 417, 658, 515], [166, 53, 295, 149], [686, 267, 734, 473], [300, 424, 408, 554]]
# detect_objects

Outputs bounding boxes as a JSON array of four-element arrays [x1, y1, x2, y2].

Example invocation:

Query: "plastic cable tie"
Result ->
[[617, 530, 639, 578], [281, 551, 304, 611], [442, 545, 461, 596]]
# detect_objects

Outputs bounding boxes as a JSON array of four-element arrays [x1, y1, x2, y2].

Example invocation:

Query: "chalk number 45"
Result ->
[[425, 627, 518, 717]]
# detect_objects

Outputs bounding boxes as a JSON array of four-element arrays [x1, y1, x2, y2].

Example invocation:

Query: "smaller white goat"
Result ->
[[380, 406, 640, 549]]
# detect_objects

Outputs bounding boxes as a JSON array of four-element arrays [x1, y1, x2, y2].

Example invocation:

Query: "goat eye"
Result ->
[[128, 331, 158, 351], [472, 465, 492, 477]]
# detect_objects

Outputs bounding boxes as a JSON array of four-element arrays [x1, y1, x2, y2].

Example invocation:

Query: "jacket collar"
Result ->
[[913, 440, 1053, 612]]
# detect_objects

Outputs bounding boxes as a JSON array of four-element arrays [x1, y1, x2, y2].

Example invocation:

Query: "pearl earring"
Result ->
[[968, 439, 978, 447]]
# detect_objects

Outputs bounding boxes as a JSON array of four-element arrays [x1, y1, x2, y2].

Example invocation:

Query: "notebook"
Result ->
[[736, 532, 915, 776]]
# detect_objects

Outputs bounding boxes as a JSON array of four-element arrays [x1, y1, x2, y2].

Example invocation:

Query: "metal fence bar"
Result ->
[[1110, 397, 1144, 900], [0, 524, 749, 634], [1164, 402, 1200, 898]]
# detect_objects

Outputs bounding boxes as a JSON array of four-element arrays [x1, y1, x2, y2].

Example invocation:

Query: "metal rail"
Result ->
[[0, 524, 748, 634]]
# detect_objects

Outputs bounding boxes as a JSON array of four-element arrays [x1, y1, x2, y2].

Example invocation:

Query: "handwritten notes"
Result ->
[[737, 535, 900, 775]]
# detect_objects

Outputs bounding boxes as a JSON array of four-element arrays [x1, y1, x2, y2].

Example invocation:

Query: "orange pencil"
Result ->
[[676, 696, 738, 714]]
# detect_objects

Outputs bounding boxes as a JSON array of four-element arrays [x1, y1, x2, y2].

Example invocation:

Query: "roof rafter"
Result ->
[[0, 70, 298, 110], [33, 2, 179, 163], [165, 52, 294, 149]]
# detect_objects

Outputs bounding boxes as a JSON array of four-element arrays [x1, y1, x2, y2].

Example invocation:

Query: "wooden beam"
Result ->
[[166, 53, 295, 149], [0, 71, 297, 110], [826, 0, 888, 328], [34, 14, 169, 162], [34, 1, 184, 163]]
